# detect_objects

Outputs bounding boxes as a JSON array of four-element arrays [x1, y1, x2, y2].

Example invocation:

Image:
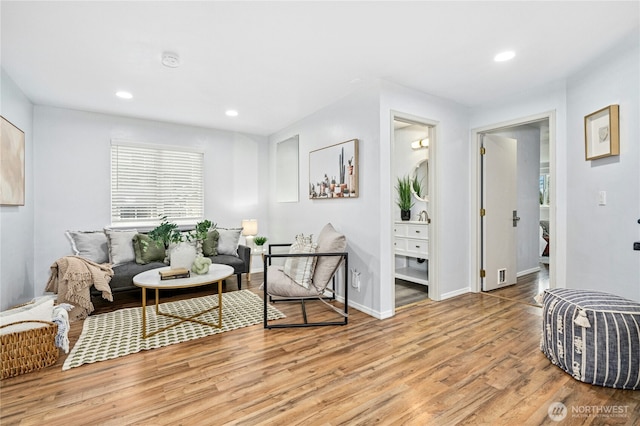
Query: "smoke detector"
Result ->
[[161, 52, 180, 68]]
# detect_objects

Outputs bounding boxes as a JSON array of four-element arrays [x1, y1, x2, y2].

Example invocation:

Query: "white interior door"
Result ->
[[482, 134, 518, 291]]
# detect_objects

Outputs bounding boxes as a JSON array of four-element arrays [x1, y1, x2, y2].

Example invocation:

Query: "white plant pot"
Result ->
[[169, 242, 197, 270]]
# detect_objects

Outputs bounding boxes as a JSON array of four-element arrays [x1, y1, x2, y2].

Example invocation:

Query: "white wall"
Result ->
[[0, 69, 35, 310], [493, 126, 541, 274], [268, 82, 381, 317], [565, 35, 640, 301], [32, 106, 269, 292]]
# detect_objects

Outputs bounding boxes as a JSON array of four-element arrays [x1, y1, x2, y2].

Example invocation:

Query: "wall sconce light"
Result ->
[[411, 139, 429, 150], [241, 219, 258, 248]]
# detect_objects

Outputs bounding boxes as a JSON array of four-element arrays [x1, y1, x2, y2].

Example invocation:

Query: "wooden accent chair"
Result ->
[[262, 223, 348, 328]]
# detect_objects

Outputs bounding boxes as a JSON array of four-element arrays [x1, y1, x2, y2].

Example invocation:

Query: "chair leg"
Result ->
[[301, 299, 308, 324], [236, 273, 242, 290]]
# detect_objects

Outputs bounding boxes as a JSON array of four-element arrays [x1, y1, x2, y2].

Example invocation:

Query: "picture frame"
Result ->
[[1, 116, 25, 206], [584, 105, 619, 161], [309, 139, 358, 199]]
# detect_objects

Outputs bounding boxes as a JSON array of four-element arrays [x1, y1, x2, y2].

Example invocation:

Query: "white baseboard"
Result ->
[[517, 266, 541, 278], [440, 287, 470, 300]]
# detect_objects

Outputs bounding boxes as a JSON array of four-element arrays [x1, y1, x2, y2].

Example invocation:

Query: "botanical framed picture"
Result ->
[[309, 139, 358, 199], [584, 105, 619, 160], [1, 116, 25, 206]]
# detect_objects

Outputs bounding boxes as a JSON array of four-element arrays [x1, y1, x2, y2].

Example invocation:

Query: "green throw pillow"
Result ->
[[133, 234, 166, 264], [202, 230, 220, 257]]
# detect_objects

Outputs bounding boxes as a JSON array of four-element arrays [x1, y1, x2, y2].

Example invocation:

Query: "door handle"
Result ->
[[512, 210, 521, 227]]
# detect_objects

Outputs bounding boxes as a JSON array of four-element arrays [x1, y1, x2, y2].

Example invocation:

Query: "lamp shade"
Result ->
[[241, 219, 258, 236]]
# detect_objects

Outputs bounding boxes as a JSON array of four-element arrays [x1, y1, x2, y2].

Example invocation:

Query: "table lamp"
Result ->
[[241, 219, 258, 249]]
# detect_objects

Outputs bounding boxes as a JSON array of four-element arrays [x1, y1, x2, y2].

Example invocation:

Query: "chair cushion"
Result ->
[[312, 223, 346, 291], [263, 266, 320, 298], [283, 234, 317, 288]]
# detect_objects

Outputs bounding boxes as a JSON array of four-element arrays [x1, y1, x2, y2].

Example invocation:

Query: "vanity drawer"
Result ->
[[405, 239, 429, 257], [406, 224, 428, 239], [394, 224, 408, 237], [394, 237, 428, 257]]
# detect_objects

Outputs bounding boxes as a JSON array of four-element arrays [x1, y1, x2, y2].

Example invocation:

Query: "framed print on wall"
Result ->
[[585, 104, 619, 161], [309, 139, 358, 199], [0, 116, 25, 206]]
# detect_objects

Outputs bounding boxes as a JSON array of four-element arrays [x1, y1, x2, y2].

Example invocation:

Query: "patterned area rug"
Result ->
[[63, 290, 285, 370]]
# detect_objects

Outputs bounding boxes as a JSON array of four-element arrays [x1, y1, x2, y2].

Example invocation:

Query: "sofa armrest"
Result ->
[[237, 244, 251, 273]]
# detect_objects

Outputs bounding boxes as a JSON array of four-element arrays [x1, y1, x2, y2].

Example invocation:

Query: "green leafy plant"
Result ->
[[147, 216, 181, 249], [395, 175, 414, 211], [254, 236, 268, 246], [192, 219, 216, 241], [411, 175, 424, 199]]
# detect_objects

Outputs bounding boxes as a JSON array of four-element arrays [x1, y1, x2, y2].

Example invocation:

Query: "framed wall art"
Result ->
[[585, 104, 619, 161], [309, 139, 358, 199], [1, 116, 25, 206]]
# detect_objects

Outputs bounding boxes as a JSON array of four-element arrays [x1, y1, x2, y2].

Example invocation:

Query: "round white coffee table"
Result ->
[[133, 264, 234, 338]]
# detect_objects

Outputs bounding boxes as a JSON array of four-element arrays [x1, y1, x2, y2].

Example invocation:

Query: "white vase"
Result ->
[[169, 242, 197, 270]]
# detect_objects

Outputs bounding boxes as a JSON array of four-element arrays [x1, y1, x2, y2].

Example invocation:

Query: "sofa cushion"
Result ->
[[65, 230, 109, 264], [109, 261, 166, 291], [202, 229, 220, 256], [283, 234, 317, 289], [217, 228, 242, 256], [104, 229, 138, 266], [132, 233, 166, 265]]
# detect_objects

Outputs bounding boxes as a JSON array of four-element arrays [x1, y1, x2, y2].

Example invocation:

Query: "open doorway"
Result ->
[[392, 115, 433, 309], [472, 113, 555, 298]]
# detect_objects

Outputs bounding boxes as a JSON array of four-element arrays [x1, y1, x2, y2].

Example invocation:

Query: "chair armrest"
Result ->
[[237, 245, 251, 273]]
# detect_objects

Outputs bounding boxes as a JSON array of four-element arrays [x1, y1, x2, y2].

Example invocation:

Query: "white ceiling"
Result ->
[[2, 1, 638, 136]]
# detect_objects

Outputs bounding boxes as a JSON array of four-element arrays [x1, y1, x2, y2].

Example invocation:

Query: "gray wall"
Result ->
[[1, 69, 35, 310]]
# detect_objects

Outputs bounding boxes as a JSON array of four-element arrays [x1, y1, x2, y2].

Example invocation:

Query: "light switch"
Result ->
[[599, 191, 606, 206]]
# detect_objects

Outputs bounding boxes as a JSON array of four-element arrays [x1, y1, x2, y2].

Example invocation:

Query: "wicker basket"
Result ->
[[1, 320, 59, 379]]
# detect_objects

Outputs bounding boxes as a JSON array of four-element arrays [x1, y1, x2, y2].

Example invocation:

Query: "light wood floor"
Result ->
[[1, 271, 638, 425]]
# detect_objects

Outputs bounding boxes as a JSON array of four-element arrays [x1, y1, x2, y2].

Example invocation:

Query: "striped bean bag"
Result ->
[[540, 288, 640, 390]]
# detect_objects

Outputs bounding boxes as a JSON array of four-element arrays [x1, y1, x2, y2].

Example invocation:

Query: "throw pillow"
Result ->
[[202, 229, 220, 256], [217, 228, 242, 256], [65, 230, 109, 264], [283, 234, 318, 289], [104, 229, 138, 266], [312, 223, 347, 290], [132, 233, 166, 265]]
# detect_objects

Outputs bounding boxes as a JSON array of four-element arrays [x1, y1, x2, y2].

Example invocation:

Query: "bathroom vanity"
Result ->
[[394, 220, 428, 286]]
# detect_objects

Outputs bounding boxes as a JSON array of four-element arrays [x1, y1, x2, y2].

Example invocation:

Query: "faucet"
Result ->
[[418, 210, 431, 223]]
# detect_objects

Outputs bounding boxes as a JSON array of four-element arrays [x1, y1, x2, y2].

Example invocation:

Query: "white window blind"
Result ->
[[111, 142, 204, 225]]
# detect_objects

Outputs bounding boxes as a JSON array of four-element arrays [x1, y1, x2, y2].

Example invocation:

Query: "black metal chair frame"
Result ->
[[263, 243, 348, 328]]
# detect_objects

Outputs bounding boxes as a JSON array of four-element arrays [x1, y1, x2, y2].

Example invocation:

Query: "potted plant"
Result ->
[[254, 236, 268, 253], [396, 175, 414, 221], [147, 216, 181, 250]]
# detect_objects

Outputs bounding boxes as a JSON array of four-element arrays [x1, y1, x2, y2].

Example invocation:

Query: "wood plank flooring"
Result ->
[[1, 271, 638, 425]]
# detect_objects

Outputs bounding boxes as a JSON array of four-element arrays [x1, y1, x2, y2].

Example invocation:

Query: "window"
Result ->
[[111, 141, 204, 226]]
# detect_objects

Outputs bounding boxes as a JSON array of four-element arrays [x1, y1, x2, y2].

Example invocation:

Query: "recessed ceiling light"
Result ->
[[494, 51, 516, 62], [116, 91, 133, 99], [225, 110, 238, 117]]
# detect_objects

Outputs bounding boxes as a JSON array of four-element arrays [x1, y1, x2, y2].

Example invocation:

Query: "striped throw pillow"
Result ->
[[283, 234, 318, 289]]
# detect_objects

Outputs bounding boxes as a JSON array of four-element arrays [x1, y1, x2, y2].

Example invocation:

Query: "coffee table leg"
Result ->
[[217, 279, 222, 326], [141, 287, 147, 338]]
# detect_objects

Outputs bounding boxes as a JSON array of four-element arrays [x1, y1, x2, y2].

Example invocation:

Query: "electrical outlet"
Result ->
[[351, 269, 361, 292]]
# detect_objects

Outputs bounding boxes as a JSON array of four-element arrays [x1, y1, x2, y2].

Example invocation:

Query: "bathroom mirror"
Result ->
[[410, 159, 428, 202]]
